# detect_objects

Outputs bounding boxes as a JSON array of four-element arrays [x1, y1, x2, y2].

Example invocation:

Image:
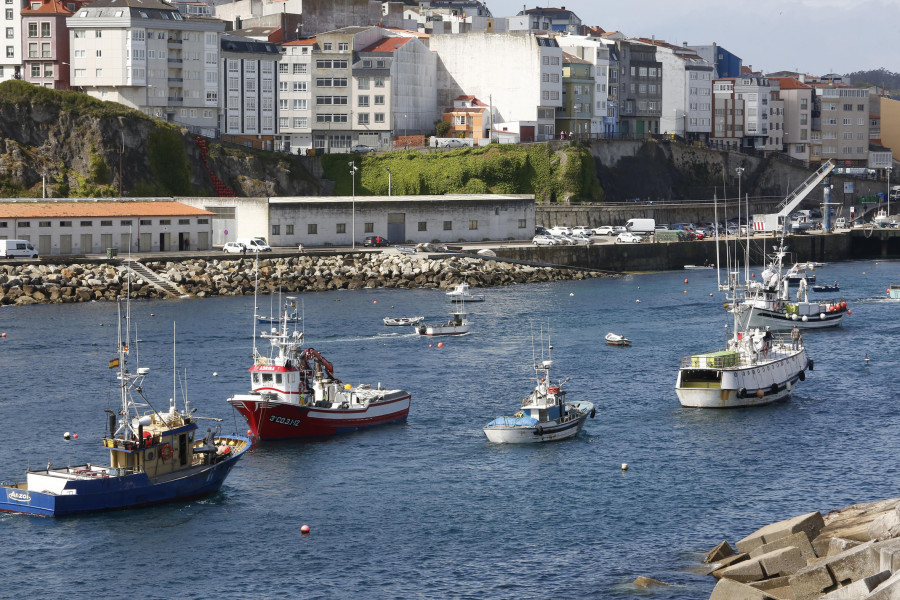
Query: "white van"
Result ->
[[1, 239, 38, 259], [834, 217, 846, 229], [625, 219, 656, 235], [235, 238, 272, 252]]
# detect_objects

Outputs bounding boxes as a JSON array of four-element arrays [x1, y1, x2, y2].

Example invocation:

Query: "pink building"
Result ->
[[21, 0, 85, 89]]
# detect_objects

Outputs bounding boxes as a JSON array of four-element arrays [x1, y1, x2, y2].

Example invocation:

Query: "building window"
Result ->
[[80, 221, 92, 226], [357, 113, 369, 125], [286, 224, 294, 235], [469, 220, 478, 230], [307, 224, 317, 235], [41, 22, 50, 36], [417, 221, 427, 232], [364, 222, 373, 233], [374, 113, 384, 123], [59, 220, 72, 227], [39, 221, 51, 227], [140, 219, 151, 225], [120, 220, 132, 226], [322, 42, 332, 51], [28, 23, 37, 37], [272, 224, 280, 236], [358, 95, 369, 107], [374, 77, 384, 87], [178, 219, 190, 225], [198, 218, 209, 224], [518, 219, 526, 228], [443, 221, 452, 231], [19, 221, 30, 227], [336, 223, 346, 234]]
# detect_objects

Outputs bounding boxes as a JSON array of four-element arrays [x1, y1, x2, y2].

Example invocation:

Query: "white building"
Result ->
[[712, 75, 782, 151], [66, 0, 224, 135], [274, 36, 315, 153], [0, 0, 23, 82], [220, 33, 279, 147], [429, 32, 562, 142], [645, 40, 713, 143]]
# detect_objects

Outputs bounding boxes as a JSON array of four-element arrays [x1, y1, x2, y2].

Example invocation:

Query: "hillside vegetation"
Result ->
[[322, 142, 604, 202]]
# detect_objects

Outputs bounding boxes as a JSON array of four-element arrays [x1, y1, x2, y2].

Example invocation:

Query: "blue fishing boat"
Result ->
[[0, 296, 248, 517]]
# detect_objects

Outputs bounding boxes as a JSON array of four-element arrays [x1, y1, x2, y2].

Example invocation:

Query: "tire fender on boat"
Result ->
[[590, 408, 596, 419], [535, 425, 544, 436], [770, 383, 779, 395], [808, 359, 814, 371], [798, 371, 806, 381], [737, 387, 747, 399]]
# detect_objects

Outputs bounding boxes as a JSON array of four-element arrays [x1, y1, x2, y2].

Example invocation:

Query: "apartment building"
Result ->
[[690, 42, 741, 79], [21, 0, 87, 89], [557, 35, 615, 135], [771, 77, 814, 163], [557, 52, 592, 136], [220, 33, 279, 148], [67, 0, 224, 135], [274, 36, 314, 153], [508, 7, 581, 34], [430, 32, 562, 142], [813, 84, 871, 166], [613, 39, 662, 136], [643, 39, 713, 143], [0, 0, 23, 82], [712, 75, 782, 151]]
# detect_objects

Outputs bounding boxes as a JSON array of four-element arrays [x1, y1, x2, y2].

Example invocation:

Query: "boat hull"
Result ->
[[229, 394, 411, 440], [415, 325, 469, 336], [676, 351, 809, 408], [0, 437, 248, 517], [740, 306, 844, 330], [484, 402, 593, 443]]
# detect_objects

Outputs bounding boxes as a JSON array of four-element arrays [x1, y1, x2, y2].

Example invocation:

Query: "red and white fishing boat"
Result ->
[[227, 297, 411, 440]]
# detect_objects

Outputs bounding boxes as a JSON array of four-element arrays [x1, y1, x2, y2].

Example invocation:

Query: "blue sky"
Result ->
[[482, 0, 900, 75]]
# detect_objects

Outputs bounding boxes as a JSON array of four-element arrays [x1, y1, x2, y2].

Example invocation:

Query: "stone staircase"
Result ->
[[123, 260, 184, 298]]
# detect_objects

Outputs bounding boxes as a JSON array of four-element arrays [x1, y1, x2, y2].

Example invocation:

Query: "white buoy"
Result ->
[[635, 299, 641, 303], [213, 372, 218, 377], [63, 431, 71, 441], [621, 463, 628, 471], [569, 293, 574, 296]]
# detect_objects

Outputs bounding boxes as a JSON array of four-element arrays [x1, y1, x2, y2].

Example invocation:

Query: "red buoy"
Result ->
[[0, 332, 6, 338], [684, 278, 689, 284], [73, 433, 78, 439], [247, 429, 253, 437], [301, 524, 311, 534]]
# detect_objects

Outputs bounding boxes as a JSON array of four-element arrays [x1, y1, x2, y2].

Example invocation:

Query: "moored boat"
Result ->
[[227, 297, 411, 440], [811, 282, 840, 293], [734, 241, 847, 330], [889, 284, 900, 299], [445, 282, 485, 302], [383, 316, 424, 326], [605, 332, 632, 346], [483, 335, 594, 443], [415, 299, 469, 336], [0, 298, 248, 517]]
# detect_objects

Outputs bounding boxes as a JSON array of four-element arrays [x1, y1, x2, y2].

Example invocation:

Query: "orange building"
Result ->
[[442, 95, 488, 141]]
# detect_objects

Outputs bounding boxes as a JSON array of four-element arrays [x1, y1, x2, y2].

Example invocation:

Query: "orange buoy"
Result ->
[[429, 344, 433, 348], [300, 524, 310, 534], [751, 273, 756, 278], [847, 310, 852, 315], [756, 389, 764, 398], [373, 300, 377, 304], [247, 429, 253, 437], [841, 301, 847, 309], [73, 433, 78, 439], [0, 332, 5, 338], [437, 342, 444, 347], [684, 290, 688, 293], [709, 293, 714, 297], [684, 278, 689, 284]]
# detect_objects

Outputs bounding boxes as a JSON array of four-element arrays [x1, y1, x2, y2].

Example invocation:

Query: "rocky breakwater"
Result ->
[[0, 253, 608, 305], [0, 263, 170, 305], [149, 253, 607, 297], [703, 497, 900, 599]]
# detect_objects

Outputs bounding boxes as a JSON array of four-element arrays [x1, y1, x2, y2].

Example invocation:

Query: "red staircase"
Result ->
[[195, 136, 236, 197]]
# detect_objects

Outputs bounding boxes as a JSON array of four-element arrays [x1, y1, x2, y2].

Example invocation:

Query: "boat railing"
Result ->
[[680, 332, 797, 369]]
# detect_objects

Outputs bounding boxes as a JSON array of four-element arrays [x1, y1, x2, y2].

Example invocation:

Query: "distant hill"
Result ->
[[845, 68, 900, 91]]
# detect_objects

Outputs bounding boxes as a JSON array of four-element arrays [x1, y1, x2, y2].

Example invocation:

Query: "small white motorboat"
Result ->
[[683, 264, 713, 270], [605, 332, 632, 346], [383, 316, 424, 326], [445, 282, 485, 302], [395, 245, 418, 255], [415, 303, 469, 336]]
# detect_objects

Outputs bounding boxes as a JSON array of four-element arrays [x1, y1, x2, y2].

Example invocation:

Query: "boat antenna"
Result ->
[[172, 321, 177, 412], [252, 255, 259, 358], [714, 190, 721, 286]]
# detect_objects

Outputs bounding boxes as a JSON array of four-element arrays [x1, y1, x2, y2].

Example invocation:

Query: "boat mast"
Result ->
[[252, 255, 259, 358]]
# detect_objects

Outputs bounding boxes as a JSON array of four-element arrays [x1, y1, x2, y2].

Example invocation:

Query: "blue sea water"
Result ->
[[1, 258, 899, 599]]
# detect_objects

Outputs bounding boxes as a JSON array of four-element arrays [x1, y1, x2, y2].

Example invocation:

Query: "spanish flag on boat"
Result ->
[[109, 358, 119, 369]]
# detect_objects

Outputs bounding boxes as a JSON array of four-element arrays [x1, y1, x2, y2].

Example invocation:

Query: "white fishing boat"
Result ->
[[684, 264, 713, 270], [734, 240, 847, 330], [383, 316, 424, 326], [874, 208, 891, 226], [889, 284, 900, 299], [785, 262, 816, 286], [415, 300, 469, 336], [483, 330, 594, 443], [605, 332, 632, 346], [445, 282, 485, 302]]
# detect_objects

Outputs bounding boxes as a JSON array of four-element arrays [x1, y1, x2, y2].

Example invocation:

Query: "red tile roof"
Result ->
[[0, 201, 214, 219], [770, 77, 812, 90], [282, 37, 317, 46], [21, 0, 80, 15], [360, 37, 412, 53]]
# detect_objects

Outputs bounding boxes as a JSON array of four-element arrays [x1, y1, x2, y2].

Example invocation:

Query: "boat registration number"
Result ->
[[269, 415, 301, 427]]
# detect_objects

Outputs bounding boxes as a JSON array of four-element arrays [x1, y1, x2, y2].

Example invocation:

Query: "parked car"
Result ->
[[535, 226, 550, 236], [441, 138, 467, 148], [570, 226, 592, 236], [350, 144, 376, 154], [592, 225, 616, 236], [364, 236, 390, 247], [569, 233, 594, 245], [548, 226, 572, 236], [834, 217, 847, 229], [551, 235, 576, 245], [616, 232, 643, 243], [532, 234, 557, 246], [223, 241, 245, 253]]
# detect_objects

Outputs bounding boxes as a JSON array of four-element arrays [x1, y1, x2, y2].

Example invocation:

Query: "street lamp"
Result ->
[[385, 167, 391, 196], [888, 165, 893, 219], [349, 161, 359, 249]]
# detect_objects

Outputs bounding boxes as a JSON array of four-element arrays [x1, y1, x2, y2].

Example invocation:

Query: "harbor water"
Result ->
[[2, 258, 899, 599]]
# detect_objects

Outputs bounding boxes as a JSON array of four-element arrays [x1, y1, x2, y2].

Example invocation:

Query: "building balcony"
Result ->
[[167, 78, 183, 86], [168, 97, 183, 105], [167, 58, 183, 64], [167, 38, 182, 47]]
